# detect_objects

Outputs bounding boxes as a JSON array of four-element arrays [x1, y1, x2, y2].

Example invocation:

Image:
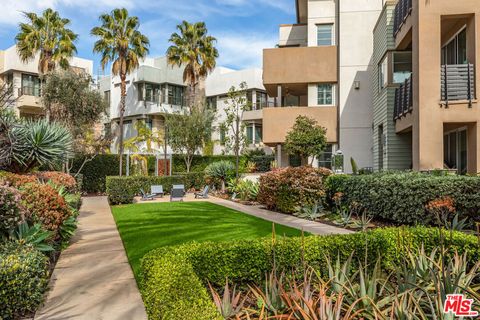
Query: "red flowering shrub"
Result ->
[[0, 172, 37, 188], [35, 171, 77, 192], [258, 166, 332, 213], [20, 183, 71, 236], [0, 185, 27, 235]]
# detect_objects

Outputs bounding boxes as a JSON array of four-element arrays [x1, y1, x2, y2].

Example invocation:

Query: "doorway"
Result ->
[[444, 128, 467, 174]]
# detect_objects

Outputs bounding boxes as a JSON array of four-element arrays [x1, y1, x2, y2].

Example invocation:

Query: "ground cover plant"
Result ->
[[111, 201, 305, 279]]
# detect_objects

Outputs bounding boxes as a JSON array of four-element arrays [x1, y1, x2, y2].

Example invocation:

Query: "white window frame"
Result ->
[[316, 24, 334, 46], [317, 84, 335, 106]]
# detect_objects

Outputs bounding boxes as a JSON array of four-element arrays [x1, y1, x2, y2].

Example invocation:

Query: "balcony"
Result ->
[[262, 106, 337, 145], [394, 76, 413, 120], [263, 46, 337, 96], [441, 64, 475, 106], [393, 0, 412, 37]]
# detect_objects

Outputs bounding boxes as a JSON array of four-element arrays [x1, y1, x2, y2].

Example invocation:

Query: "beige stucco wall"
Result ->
[[263, 46, 337, 95], [409, 0, 480, 173], [262, 106, 338, 145]]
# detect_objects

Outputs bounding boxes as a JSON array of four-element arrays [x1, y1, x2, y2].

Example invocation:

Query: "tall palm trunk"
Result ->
[[118, 74, 127, 176]]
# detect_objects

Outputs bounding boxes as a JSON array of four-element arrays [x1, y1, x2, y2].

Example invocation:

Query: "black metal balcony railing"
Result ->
[[441, 64, 475, 106], [393, 0, 412, 37], [394, 76, 413, 120]]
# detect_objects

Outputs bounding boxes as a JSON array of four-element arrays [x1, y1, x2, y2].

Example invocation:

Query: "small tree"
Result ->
[[220, 82, 251, 180], [165, 106, 213, 173], [284, 115, 327, 166]]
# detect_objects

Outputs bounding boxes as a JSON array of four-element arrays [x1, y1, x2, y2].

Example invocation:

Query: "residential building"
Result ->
[[205, 67, 272, 155], [0, 45, 93, 118], [262, 0, 383, 172], [101, 56, 186, 154], [373, 0, 480, 174]]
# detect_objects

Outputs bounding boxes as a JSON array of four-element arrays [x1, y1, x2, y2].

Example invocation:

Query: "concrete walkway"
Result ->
[[209, 197, 353, 235], [35, 197, 147, 320]]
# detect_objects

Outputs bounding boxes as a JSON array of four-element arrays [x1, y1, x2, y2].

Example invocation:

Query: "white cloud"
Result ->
[[215, 32, 277, 69]]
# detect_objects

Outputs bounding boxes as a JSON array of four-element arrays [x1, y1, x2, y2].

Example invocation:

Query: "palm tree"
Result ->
[[91, 8, 149, 176], [167, 21, 219, 109], [15, 8, 78, 76]]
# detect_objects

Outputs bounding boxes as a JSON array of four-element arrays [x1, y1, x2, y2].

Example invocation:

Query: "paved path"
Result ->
[[35, 197, 147, 320], [209, 197, 353, 235]]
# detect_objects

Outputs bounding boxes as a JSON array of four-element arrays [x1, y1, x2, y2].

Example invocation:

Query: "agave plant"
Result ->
[[334, 206, 353, 227], [8, 119, 73, 173], [353, 210, 373, 232], [205, 161, 235, 192], [8, 222, 54, 252], [249, 270, 286, 316], [294, 202, 326, 221], [209, 280, 245, 319]]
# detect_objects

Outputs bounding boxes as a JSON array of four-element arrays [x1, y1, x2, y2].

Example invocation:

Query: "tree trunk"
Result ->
[[185, 154, 192, 173], [118, 75, 127, 176], [235, 116, 240, 181]]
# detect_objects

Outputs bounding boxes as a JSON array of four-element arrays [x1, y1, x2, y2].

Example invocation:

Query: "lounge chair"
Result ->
[[170, 185, 185, 202], [140, 189, 155, 201], [194, 186, 209, 199], [151, 185, 164, 198]]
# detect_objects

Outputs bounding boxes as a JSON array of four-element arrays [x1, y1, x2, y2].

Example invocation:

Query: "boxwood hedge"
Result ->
[[325, 173, 480, 225], [140, 227, 480, 320], [106, 173, 205, 205], [0, 242, 49, 319]]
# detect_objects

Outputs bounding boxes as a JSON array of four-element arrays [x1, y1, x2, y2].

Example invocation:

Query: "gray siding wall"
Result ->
[[372, 4, 412, 171]]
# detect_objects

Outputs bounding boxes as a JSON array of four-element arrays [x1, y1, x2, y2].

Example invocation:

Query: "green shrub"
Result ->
[[173, 155, 247, 173], [35, 171, 77, 193], [0, 242, 49, 320], [258, 166, 332, 214], [249, 155, 275, 172], [69, 154, 127, 193], [106, 173, 205, 205], [0, 185, 27, 236], [140, 227, 480, 320], [326, 172, 480, 225]]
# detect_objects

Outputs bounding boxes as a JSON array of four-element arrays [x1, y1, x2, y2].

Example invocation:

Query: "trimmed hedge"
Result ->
[[106, 173, 205, 205], [0, 242, 49, 320], [249, 155, 275, 173], [326, 173, 480, 225], [140, 227, 480, 320]]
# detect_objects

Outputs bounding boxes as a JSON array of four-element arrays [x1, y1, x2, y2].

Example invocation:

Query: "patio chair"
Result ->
[[151, 185, 164, 198], [194, 186, 209, 199], [170, 185, 185, 202], [139, 189, 155, 201]]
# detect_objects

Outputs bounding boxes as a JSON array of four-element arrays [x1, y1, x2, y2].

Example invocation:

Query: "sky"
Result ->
[[0, 0, 296, 74]]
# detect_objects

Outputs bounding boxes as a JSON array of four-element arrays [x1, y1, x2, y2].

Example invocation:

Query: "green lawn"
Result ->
[[111, 201, 304, 279]]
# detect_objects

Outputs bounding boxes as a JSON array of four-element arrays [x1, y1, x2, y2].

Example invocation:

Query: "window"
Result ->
[[21, 74, 40, 96], [138, 83, 160, 103], [145, 118, 153, 131], [255, 125, 262, 143], [137, 83, 144, 101], [442, 28, 467, 65], [317, 144, 333, 169], [206, 96, 217, 111], [256, 92, 267, 110], [317, 84, 334, 105], [246, 125, 254, 145], [219, 127, 226, 146], [392, 52, 412, 83], [168, 85, 184, 106], [104, 90, 110, 106], [379, 56, 388, 89], [317, 24, 333, 46]]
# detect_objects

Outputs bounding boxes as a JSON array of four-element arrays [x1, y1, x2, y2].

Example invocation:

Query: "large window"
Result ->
[[317, 84, 334, 105], [138, 83, 161, 103], [168, 85, 184, 106], [246, 125, 254, 145], [21, 74, 41, 96], [317, 24, 333, 46], [392, 52, 412, 83], [442, 28, 467, 65]]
